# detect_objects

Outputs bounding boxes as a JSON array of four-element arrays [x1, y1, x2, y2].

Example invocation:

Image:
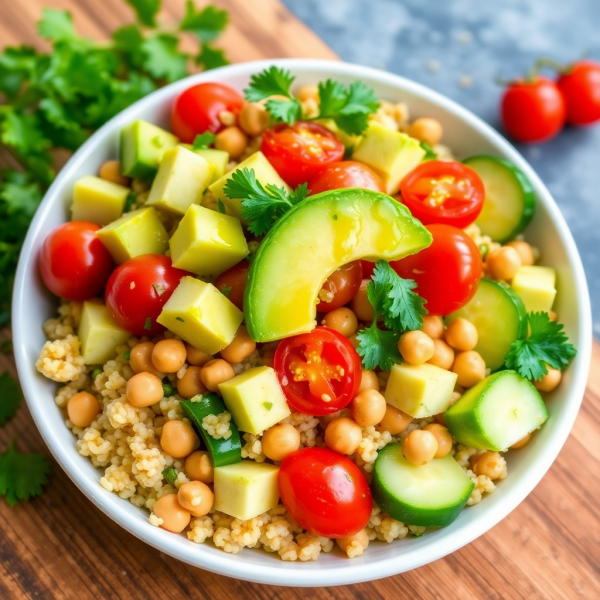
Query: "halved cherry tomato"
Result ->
[[316, 261, 363, 312], [171, 82, 245, 143], [39, 221, 114, 301], [274, 326, 361, 416], [308, 161, 385, 195], [105, 255, 190, 336], [391, 224, 482, 316], [400, 160, 485, 229], [278, 447, 372, 538], [557, 60, 600, 126], [261, 121, 345, 187], [214, 259, 249, 311]]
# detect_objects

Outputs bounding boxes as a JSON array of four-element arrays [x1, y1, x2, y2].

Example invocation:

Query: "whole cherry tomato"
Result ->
[[171, 82, 245, 143], [557, 60, 600, 126], [316, 261, 363, 312], [278, 447, 373, 538], [391, 224, 482, 316], [274, 326, 361, 416], [261, 121, 345, 187], [105, 255, 189, 336], [501, 77, 566, 142], [308, 161, 385, 195], [214, 259, 249, 311], [361, 260, 376, 279], [400, 160, 485, 228], [39, 221, 114, 301]]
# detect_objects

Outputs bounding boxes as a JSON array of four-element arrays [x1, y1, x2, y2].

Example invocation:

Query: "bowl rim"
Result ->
[[12, 58, 593, 586]]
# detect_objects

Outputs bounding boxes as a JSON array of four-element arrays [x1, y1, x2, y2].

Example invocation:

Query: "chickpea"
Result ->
[[505, 240, 535, 266], [534, 367, 562, 393], [220, 326, 256, 364], [378, 404, 412, 435], [350, 280, 374, 322], [67, 391, 101, 428], [352, 389, 387, 427], [408, 118, 443, 146], [336, 529, 369, 556], [160, 420, 199, 458], [185, 451, 214, 483], [486, 247, 522, 281], [324, 417, 362, 455], [218, 110, 236, 127], [402, 429, 438, 465], [177, 481, 214, 517], [152, 494, 191, 533], [152, 339, 187, 373], [201, 359, 235, 392], [421, 315, 444, 339], [214, 126, 248, 159], [452, 351, 486, 388], [423, 423, 453, 458], [428, 339, 455, 370], [510, 433, 532, 449], [445, 318, 478, 351], [398, 330, 435, 365], [130, 341, 163, 377], [358, 369, 380, 393], [321, 307, 358, 337], [472, 451, 505, 480], [99, 159, 130, 186], [186, 344, 212, 367], [177, 366, 207, 399], [262, 423, 301, 462], [238, 102, 270, 136], [126, 372, 164, 407], [296, 84, 319, 103]]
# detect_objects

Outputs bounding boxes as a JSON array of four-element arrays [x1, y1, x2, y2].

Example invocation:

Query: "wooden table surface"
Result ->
[[1, 1, 599, 598]]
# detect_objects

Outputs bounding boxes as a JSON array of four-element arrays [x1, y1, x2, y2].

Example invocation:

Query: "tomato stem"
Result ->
[[534, 57, 572, 75]]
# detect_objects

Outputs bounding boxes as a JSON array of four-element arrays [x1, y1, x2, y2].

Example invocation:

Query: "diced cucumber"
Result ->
[[464, 155, 535, 243], [181, 395, 242, 468], [371, 444, 474, 527], [446, 278, 527, 371], [445, 371, 549, 451]]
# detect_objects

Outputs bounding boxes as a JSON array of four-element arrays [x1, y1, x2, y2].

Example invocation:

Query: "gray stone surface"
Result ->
[[282, 0, 600, 336]]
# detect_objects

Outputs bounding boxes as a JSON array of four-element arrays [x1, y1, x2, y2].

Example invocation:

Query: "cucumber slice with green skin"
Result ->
[[181, 395, 242, 468], [445, 371, 549, 451], [446, 278, 527, 371], [371, 444, 474, 527], [464, 155, 535, 243]]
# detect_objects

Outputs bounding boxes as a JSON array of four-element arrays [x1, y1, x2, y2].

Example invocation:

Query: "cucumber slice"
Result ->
[[464, 155, 535, 243], [445, 371, 549, 451], [371, 444, 474, 527], [446, 278, 527, 371]]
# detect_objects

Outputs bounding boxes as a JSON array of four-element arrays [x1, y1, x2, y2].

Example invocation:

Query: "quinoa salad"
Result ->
[[35, 66, 576, 561]]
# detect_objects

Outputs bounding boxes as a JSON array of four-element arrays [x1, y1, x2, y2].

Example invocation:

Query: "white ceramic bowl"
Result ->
[[13, 59, 592, 586]]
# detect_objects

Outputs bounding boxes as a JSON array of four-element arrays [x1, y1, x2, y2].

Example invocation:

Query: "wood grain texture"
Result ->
[[1, 1, 599, 598]]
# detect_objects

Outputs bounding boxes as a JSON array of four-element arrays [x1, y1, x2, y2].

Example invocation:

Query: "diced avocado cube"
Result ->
[[209, 151, 290, 220], [78, 302, 130, 364], [71, 175, 129, 226], [193, 149, 229, 182], [316, 118, 362, 149], [96, 207, 169, 264], [219, 366, 291, 434], [169, 204, 248, 277], [157, 276, 243, 354], [120, 120, 178, 180], [352, 123, 425, 194], [384, 363, 458, 418], [511, 266, 557, 313], [146, 146, 214, 215], [214, 460, 280, 520]]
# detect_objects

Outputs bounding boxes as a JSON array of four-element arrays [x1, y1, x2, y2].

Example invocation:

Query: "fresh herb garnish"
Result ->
[[143, 317, 152, 330], [356, 322, 402, 371], [1, 339, 13, 354], [420, 141, 437, 160], [162, 466, 178, 486], [220, 285, 232, 297], [162, 381, 175, 397], [152, 283, 166, 296], [263, 401, 273, 411], [123, 350, 131, 361], [217, 198, 226, 214], [91, 367, 103, 380], [192, 132, 217, 149], [124, 193, 137, 212], [0, 440, 51, 505], [175, 316, 185, 322], [0, 372, 21, 426]]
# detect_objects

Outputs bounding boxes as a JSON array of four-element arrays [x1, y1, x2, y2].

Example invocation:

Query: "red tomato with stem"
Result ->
[[39, 221, 114, 301], [214, 259, 249, 311], [105, 255, 190, 336], [278, 447, 372, 538], [316, 261, 363, 312], [391, 224, 482, 316], [171, 82, 245, 143], [308, 161, 385, 194], [261, 121, 345, 187], [501, 77, 566, 142], [274, 326, 361, 416], [557, 60, 600, 126], [400, 160, 485, 228]]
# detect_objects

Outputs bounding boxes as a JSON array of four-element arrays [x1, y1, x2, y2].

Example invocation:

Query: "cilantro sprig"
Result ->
[[0, 372, 21, 426], [505, 312, 577, 381], [193, 132, 217, 149], [243, 66, 379, 135], [0, 441, 51, 506]]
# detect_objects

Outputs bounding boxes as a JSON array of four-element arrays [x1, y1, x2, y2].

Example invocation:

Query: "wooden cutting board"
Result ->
[[1, 1, 599, 598]]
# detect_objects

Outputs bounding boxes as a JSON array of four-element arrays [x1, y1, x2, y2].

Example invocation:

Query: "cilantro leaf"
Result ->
[[265, 98, 302, 125], [193, 132, 216, 149], [0, 441, 51, 506], [141, 34, 188, 82], [195, 44, 229, 71], [0, 372, 21, 426], [244, 66, 296, 102], [163, 466, 178, 486], [356, 320, 402, 371], [220, 285, 232, 297], [112, 25, 146, 69], [125, 0, 161, 28], [217, 198, 226, 214], [38, 9, 77, 43], [505, 312, 577, 381], [420, 141, 437, 160], [181, 2, 229, 42], [0, 108, 51, 156]]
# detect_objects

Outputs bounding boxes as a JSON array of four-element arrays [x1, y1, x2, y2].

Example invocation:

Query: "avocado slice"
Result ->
[[244, 188, 432, 342], [511, 266, 556, 313], [71, 175, 129, 226]]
